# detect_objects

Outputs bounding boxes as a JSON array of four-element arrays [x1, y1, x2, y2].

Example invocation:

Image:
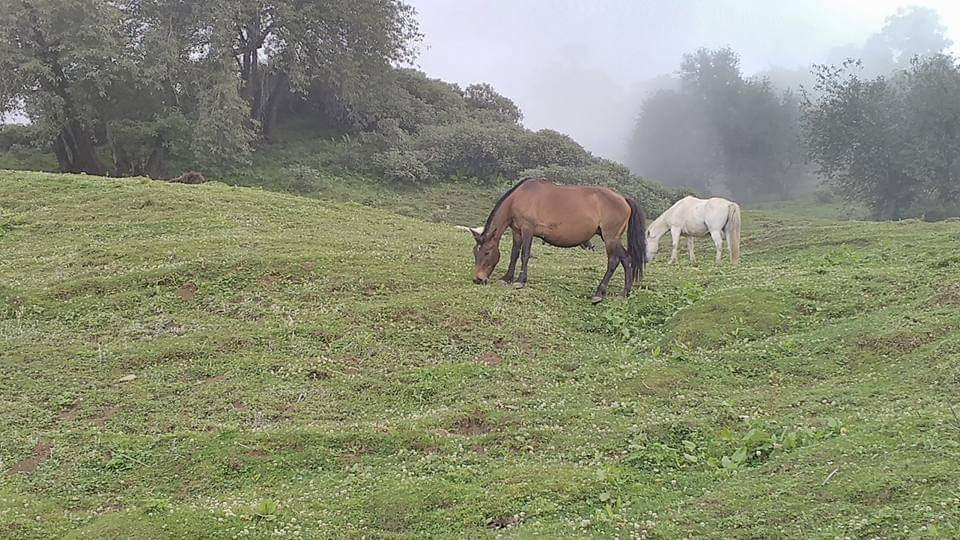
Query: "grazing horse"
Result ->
[[458, 178, 646, 303], [646, 195, 741, 265]]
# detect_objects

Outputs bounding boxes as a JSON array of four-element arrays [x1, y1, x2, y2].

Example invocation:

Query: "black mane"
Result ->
[[482, 177, 535, 237]]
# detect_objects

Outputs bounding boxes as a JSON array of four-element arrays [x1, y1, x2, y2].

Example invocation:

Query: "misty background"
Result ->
[[409, 0, 960, 164], [3, 0, 959, 219]]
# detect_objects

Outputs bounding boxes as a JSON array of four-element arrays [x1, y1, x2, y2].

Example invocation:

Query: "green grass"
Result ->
[[2, 170, 960, 539]]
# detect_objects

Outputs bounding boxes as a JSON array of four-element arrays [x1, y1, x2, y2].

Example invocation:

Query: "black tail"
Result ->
[[625, 197, 646, 282]]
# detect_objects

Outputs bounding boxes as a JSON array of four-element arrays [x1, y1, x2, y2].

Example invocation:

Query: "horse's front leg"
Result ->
[[710, 230, 724, 263], [669, 228, 682, 264], [514, 230, 534, 289], [501, 229, 521, 283]]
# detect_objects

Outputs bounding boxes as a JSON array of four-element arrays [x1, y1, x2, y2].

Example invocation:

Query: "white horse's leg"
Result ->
[[710, 230, 723, 263], [669, 228, 682, 264], [687, 237, 696, 264]]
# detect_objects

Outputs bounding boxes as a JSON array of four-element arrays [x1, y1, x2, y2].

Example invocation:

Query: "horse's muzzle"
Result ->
[[473, 277, 488, 285]]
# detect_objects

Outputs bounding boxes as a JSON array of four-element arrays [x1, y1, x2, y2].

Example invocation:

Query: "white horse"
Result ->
[[646, 196, 741, 265]]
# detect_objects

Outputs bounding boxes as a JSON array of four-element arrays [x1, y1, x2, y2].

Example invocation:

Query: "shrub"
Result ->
[[278, 165, 323, 194], [518, 129, 590, 168], [412, 121, 525, 181], [369, 149, 430, 185], [813, 188, 835, 204], [0, 124, 46, 151], [520, 161, 682, 216]]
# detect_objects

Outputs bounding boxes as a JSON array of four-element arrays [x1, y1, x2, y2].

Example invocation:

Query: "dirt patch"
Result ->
[[476, 351, 502, 367], [511, 335, 539, 354], [851, 484, 906, 504], [177, 282, 198, 301], [232, 400, 248, 411], [258, 274, 276, 289], [339, 354, 363, 374], [450, 414, 493, 436], [931, 283, 960, 306], [859, 330, 943, 355], [6, 442, 52, 475], [487, 514, 521, 530], [307, 369, 330, 380], [90, 405, 120, 426], [341, 443, 369, 465], [147, 317, 186, 337], [57, 403, 81, 421], [303, 262, 317, 272], [441, 316, 471, 330]]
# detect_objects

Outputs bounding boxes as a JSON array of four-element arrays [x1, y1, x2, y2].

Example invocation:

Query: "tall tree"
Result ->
[[208, 0, 421, 139], [1, 0, 421, 175], [827, 6, 952, 77], [802, 61, 913, 219], [628, 47, 802, 199], [0, 0, 127, 174]]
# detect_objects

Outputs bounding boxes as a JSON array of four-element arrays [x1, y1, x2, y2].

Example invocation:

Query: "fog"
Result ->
[[409, 0, 960, 163]]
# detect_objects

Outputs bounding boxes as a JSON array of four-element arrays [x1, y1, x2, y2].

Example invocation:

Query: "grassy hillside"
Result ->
[[0, 125, 683, 229], [2, 171, 960, 539]]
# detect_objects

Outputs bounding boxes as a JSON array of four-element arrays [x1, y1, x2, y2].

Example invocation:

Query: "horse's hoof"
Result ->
[[513, 282, 526, 289], [591, 295, 604, 304]]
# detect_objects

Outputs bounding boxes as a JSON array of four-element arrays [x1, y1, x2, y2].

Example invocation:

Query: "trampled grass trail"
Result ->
[[1, 171, 959, 538]]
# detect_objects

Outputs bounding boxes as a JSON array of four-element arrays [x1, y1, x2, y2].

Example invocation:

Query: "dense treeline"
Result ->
[[802, 55, 960, 220], [0, 0, 420, 176], [627, 6, 960, 219], [627, 47, 803, 201], [0, 0, 667, 202]]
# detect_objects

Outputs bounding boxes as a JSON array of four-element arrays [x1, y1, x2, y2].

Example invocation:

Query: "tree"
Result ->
[[900, 55, 960, 210], [0, 0, 127, 174], [463, 83, 523, 125], [802, 61, 914, 219], [627, 47, 803, 199], [827, 6, 952, 77], [627, 89, 717, 191], [803, 55, 960, 219], [207, 0, 422, 139], [0, 0, 423, 176]]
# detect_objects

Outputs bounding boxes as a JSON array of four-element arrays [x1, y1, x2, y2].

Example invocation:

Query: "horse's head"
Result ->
[[457, 226, 500, 284], [645, 229, 659, 261]]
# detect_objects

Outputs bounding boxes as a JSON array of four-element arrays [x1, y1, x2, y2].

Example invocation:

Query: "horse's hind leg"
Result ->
[[687, 237, 696, 264], [592, 241, 622, 303], [618, 244, 634, 295], [501, 229, 521, 283], [710, 230, 723, 263], [514, 230, 534, 289]]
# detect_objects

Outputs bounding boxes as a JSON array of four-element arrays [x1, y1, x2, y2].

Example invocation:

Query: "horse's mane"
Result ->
[[482, 177, 534, 236]]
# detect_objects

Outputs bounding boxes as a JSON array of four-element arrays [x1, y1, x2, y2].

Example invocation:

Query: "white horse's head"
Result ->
[[645, 227, 661, 262]]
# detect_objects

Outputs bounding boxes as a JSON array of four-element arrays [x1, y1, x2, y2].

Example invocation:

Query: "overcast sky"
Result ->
[[408, 0, 960, 161]]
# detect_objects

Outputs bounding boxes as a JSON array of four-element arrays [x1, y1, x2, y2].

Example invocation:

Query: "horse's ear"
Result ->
[[456, 225, 484, 243]]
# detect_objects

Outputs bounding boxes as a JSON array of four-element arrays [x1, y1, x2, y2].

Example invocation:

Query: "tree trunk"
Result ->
[[261, 72, 289, 140], [143, 137, 165, 178], [54, 121, 105, 175], [877, 197, 898, 220]]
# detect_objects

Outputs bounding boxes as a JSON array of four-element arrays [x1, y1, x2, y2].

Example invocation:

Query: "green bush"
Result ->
[[412, 121, 526, 181], [369, 149, 430, 185], [0, 124, 46, 151], [278, 165, 324, 194], [520, 161, 684, 216], [518, 129, 589, 168], [813, 188, 835, 204]]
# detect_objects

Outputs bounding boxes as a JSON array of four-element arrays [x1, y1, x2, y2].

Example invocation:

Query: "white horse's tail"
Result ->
[[724, 203, 741, 266]]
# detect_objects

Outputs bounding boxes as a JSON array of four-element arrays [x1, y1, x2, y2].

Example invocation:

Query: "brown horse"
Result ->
[[459, 178, 646, 303]]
